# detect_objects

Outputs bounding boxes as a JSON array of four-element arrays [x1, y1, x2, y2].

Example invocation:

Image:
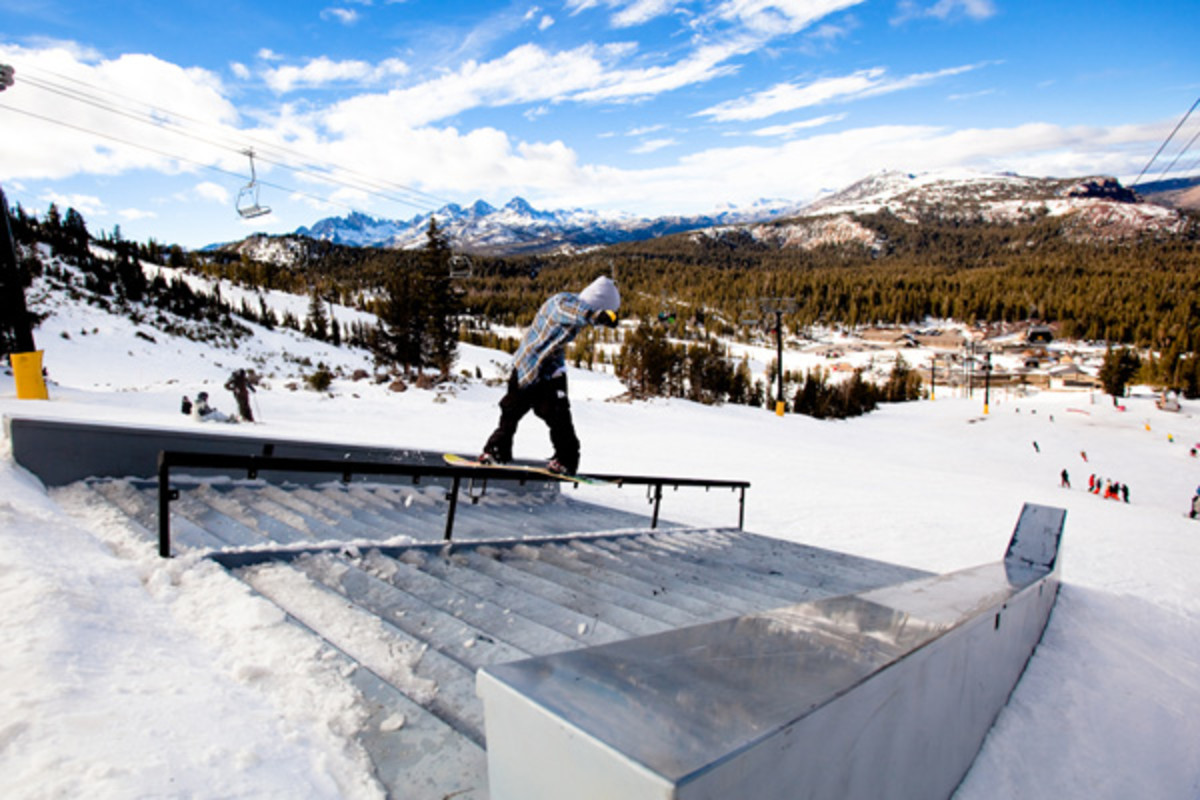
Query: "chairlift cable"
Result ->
[[1130, 95, 1200, 188], [16, 63, 455, 208], [1150, 123, 1200, 185], [9, 65, 452, 213], [0, 101, 364, 215]]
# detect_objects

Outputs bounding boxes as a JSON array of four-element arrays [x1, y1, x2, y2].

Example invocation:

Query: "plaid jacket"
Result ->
[[512, 292, 595, 388]]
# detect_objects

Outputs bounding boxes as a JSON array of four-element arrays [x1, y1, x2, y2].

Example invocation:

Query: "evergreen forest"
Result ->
[[5, 200, 1200, 408]]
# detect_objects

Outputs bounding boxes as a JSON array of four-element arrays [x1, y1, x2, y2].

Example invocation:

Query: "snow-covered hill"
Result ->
[[691, 169, 1193, 252], [3, 249, 1200, 799], [214, 170, 1198, 262]]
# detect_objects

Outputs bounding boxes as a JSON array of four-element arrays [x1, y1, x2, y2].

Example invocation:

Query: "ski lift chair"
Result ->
[[449, 254, 472, 279], [235, 149, 271, 219]]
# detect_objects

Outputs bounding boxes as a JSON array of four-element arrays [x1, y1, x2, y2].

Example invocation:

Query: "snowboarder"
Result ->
[[1121, 483, 1129, 503], [479, 276, 620, 475], [224, 369, 258, 422], [180, 395, 192, 415], [1060, 469, 1070, 488]]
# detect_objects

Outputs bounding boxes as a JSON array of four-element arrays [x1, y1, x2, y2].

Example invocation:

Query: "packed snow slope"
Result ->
[[2, 288, 1199, 798]]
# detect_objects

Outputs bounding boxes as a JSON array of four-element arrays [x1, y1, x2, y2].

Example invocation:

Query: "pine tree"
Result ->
[[304, 289, 329, 341], [1098, 346, 1140, 400], [420, 217, 459, 377], [381, 266, 425, 374]]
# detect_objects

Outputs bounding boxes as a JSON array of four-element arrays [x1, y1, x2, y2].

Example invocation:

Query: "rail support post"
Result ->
[[444, 474, 462, 542], [157, 452, 175, 558], [650, 483, 664, 529]]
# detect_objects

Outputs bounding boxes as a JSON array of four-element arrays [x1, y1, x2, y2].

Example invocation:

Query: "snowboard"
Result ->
[[443, 453, 606, 485]]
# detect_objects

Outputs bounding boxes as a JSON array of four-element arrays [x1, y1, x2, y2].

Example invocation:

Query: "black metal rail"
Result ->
[[156, 450, 749, 558]]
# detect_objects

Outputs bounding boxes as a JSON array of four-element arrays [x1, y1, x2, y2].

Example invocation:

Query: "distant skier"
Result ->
[[192, 391, 234, 423], [225, 369, 259, 422], [1032, 441, 1040, 453], [1121, 483, 1129, 503], [180, 395, 192, 415], [1191, 488, 1200, 519], [1080, 450, 1088, 462], [479, 276, 620, 475], [1061, 469, 1070, 488]]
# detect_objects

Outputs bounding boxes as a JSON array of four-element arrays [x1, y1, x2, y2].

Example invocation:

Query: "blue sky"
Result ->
[[1, 0, 1197, 248]]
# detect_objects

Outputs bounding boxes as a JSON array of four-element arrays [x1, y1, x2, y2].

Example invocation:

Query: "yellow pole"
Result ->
[[10, 351, 48, 399]]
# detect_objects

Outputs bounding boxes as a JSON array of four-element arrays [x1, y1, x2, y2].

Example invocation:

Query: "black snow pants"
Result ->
[[483, 373, 580, 474]]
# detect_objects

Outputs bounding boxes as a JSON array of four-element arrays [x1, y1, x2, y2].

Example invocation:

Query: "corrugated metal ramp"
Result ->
[[59, 475, 927, 799]]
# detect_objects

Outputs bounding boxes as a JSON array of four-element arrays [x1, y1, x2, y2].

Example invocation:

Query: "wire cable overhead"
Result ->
[[1, 62, 456, 219]]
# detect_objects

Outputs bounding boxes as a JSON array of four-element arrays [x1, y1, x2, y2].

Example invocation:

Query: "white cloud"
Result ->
[[697, 63, 985, 122], [632, 137, 677, 153], [948, 88, 995, 102], [194, 182, 230, 204], [710, 0, 867, 34], [539, 15, 556, 30], [263, 57, 409, 93], [0, 45, 242, 181], [320, 44, 617, 129], [750, 113, 845, 137], [565, 0, 688, 27], [317, 38, 738, 118], [38, 191, 105, 216], [570, 0, 865, 34], [525, 120, 1159, 217], [0, 37, 1171, 240], [321, 8, 360, 25], [230, 62, 251, 80], [893, 0, 996, 24], [613, 0, 688, 27], [572, 41, 743, 102], [118, 207, 157, 221], [628, 124, 666, 136]]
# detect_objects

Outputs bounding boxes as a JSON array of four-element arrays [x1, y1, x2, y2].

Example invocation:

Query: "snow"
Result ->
[[3, 274, 1200, 798]]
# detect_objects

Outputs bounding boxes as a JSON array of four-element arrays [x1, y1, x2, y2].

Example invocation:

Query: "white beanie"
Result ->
[[579, 276, 620, 312]]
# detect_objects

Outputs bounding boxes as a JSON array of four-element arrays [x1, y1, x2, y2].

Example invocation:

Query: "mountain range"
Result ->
[[226, 170, 1198, 262], [292, 195, 805, 256]]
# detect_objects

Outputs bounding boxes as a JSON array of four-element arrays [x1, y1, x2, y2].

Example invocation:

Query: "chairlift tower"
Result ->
[[0, 185, 35, 354], [743, 297, 797, 416]]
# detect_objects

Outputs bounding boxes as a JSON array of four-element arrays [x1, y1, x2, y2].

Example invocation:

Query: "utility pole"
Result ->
[[0, 185, 35, 354], [983, 350, 992, 414], [747, 297, 797, 416], [965, 340, 975, 398], [1, 66, 49, 399], [0, 67, 32, 354]]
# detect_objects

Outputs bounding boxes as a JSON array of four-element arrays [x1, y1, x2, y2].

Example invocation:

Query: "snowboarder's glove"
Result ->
[[596, 309, 618, 327]]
